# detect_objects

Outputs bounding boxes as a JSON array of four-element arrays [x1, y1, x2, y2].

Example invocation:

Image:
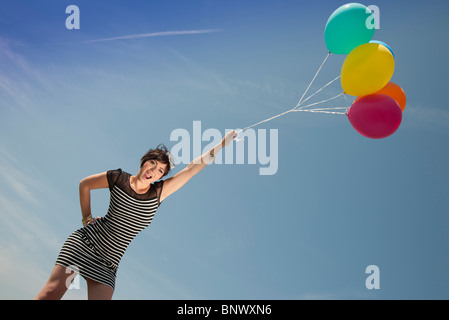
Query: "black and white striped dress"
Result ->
[[56, 169, 163, 290]]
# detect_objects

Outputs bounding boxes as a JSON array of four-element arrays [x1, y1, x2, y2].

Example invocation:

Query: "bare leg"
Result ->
[[86, 278, 114, 300], [34, 265, 76, 300]]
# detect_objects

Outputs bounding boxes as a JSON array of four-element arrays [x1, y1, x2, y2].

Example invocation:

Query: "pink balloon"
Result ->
[[347, 94, 402, 139]]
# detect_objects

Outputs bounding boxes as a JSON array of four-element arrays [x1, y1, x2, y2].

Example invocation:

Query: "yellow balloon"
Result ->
[[341, 43, 395, 97]]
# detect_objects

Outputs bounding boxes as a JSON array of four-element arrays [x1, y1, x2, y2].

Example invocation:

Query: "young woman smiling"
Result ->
[[35, 130, 237, 300]]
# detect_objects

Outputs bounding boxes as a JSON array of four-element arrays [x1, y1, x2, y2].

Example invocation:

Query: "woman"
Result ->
[[35, 130, 238, 300]]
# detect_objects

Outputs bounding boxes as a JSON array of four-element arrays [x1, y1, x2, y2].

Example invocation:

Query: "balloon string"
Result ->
[[294, 109, 346, 115], [236, 94, 345, 134], [237, 51, 335, 134], [344, 93, 352, 114], [238, 109, 296, 132], [295, 76, 341, 110], [295, 52, 332, 107], [304, 107, 347, 111], [296, 92, 344, 110]]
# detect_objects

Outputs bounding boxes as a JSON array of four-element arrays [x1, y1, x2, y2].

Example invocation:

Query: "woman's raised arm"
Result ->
[[160, 130, 237, 202]]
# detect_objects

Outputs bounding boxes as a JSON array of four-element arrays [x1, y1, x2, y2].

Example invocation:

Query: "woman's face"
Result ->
[[140, 159, 167, 183]]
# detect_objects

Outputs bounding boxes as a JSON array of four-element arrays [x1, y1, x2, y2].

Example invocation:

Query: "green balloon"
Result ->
[[325, 3, 375, 55]]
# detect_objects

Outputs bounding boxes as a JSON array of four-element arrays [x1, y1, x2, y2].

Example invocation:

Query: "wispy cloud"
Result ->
[[0, 147, 64, 299], [0, 37, 54, 112], [402, 105, 449, 134], [0, 147, 41, 205], [85, 29, 222, 43]]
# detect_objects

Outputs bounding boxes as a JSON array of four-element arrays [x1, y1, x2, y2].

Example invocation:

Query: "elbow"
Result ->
[[79, 178, 89, 192]]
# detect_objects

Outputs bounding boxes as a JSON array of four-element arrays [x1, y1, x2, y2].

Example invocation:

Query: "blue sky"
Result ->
[[1, 0, 448, 300]]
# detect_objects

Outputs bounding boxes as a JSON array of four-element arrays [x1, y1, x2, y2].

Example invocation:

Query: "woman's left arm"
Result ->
[[160, 130, 237, 202]]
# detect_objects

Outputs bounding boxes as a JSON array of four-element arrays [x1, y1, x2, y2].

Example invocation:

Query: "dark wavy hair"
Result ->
[[140, 144, 173, 177]]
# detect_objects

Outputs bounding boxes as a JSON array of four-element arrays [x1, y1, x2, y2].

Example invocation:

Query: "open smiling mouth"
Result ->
[[145, 173, 153, 180]]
